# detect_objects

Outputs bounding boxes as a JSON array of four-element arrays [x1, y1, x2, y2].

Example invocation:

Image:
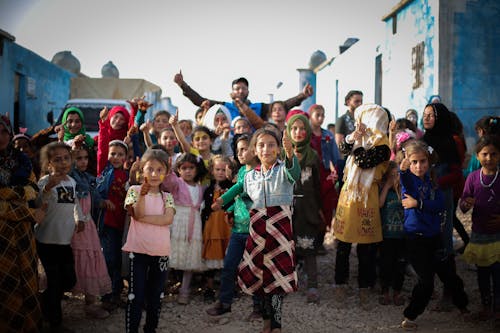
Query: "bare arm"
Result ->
[[135, 207, 174, 226], [169, 109, 191, 153]]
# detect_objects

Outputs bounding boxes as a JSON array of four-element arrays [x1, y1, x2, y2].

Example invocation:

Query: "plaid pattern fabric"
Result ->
[[0, 179, 42, 332], [238, 206, 297, 295]]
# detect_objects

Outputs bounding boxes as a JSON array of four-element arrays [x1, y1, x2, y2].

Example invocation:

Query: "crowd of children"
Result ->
[[0, 81, 499, 333]]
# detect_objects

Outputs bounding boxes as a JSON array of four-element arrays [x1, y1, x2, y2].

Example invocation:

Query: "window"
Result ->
[[412, 42, 425, 89]]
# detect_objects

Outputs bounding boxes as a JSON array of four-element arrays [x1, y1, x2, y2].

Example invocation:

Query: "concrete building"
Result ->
[[0, 29, 73, 134]]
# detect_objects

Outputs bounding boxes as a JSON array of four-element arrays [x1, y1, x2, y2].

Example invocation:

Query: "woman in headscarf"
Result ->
[[60, 107, 95, 149], [0, 115, 42, 332], [333, 104, 391, 306]]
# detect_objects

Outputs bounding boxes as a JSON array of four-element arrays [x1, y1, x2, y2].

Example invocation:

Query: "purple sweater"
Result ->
[[460, 169, 500, 234]]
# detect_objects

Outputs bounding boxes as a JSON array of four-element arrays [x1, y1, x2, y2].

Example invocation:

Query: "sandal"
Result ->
[[401, 318, 418, 330]]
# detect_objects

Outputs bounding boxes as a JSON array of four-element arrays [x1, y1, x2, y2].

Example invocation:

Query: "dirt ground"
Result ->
[[62, 210, 498, 332]]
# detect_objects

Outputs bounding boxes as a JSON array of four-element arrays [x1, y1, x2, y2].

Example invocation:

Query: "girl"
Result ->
[[36, 142, 86, 331], [207, 134, 262, 319], [0, 115, 42, 332], [287, 111, 327, 304], [238, 128, 300, 333], [70, 147, 111, 319], [200, 155, 233, 302], [399, 140, 469, 330], [378, 161, 405, 306], [333, 104, 391, 305], [162, 153, 207, 304], [268, 101, 287, 132], [460, 135, 500, 324], [59, 107, 95, 149], [139, 111, 171, 149], [158, 127, 181, 166], [123, 148, 175, 333], [464, 116, 500, 178]]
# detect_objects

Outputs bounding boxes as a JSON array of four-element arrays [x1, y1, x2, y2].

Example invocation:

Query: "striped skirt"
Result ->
[[238, 206, 297, 295]]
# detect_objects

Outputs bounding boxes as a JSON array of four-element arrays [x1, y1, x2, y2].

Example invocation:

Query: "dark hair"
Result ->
[[250, 128, 281, 149], [394, 118, 417, 134], [174, 153, 207, 182], [108, 139, 128, 154], [40, 141, 72, 176], [232, 133, 252, 165], [475, 116, 500, 136], [141, 148, 170, 172], [192, 125, 216, 140], [149, 144, 169, 154], [232, 77, 249, 88], [475, 134, 500, 154], [153, 110, 171, 121], [344, 90, 363, 106]]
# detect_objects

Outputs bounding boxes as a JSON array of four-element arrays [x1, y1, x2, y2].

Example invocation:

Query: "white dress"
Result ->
[[169, 184, 205, 271]]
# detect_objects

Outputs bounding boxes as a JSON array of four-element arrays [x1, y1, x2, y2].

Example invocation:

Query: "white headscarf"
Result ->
[[343, 104, 389, 206], [202, 104, 231, 130]]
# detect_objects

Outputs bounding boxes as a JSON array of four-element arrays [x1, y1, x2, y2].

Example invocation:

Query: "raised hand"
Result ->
[[282, 129, 293, 160], [137, 99, 153, 113], [169, 109, 179, 126], [99, 107, 109, 122], [201, 100, 211, 111], [173, 70, 184, 86], [127, 96, 144, 109], [302, 83, 314, 97], [140, 177, 151, 196]]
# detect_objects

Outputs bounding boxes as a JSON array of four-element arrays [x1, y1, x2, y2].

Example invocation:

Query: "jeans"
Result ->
[[379, 238, 406, 292], [100, 225, 124, 300], [477, 262, 500, 312], [403, 236, 468, 320], [126, 253, 169, 333], [36, 242, 76, 327], [219, 232, 248, 306], [335, 240, 377, 288]]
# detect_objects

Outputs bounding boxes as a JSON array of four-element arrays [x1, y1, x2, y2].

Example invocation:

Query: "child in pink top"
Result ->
[[123, 148, 175, 333]]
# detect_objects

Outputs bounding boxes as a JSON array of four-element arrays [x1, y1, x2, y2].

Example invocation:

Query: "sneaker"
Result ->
[[306, 288, 320, 304], [401, 318, 417, 330], [206, 301, 231, 316], [203, 289, 216, 303]]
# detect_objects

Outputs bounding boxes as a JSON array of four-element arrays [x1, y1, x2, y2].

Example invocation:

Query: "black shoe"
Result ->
[[206, 301, 231, 316], [203, 289, 216, 303]]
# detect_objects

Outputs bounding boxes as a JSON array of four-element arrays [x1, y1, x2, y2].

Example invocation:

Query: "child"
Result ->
[[95, 139, 129, 310], [161, 153, 207, 304], [200, 155, 233, 302], [35, 142, 85, 331], [333, 104, 390, 305], [399, 140, 469, 330], [202, 104, 234, 158], [287, 111, 327, 304], [178, 119, 193, 144], [69, 147, 111, 318], [308, 104, 341, 253], [207, 134, 262, 317], [460, 135, 500, 324], [268, 101, 287, 132], [97, 105, 130, 175], [464, 116, 500, 178], [139, 110, 171, 149], [123, 148, 175, 333], [158, 127, 181, 167], [378, 161, 405, 306], [236, 128, 300, 333]]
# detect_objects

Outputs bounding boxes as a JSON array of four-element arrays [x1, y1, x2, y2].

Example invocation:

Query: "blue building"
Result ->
[[0, 29, 73, 135], [379, 0, 500, 146]]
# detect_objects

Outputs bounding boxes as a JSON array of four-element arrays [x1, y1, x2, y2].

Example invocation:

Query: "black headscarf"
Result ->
[[422, 103, 460, 165]]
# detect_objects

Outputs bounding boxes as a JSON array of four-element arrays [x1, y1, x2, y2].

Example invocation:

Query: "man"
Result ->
[[173, 71, 313, 122], [335, 90, 363, 148]]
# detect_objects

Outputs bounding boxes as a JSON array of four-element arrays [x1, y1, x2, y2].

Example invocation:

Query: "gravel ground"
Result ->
[[62, 210, 497, 332]]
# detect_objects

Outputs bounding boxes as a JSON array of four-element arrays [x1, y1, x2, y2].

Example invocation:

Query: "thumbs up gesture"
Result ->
[[282, 129, 294, 160]]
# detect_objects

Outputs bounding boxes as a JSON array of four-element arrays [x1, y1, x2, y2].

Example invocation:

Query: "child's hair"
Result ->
[[475, 134, 500, 154], [208, 154, 232, 175], [382, 160, 401, 200], [178, 119, 193, 131], [109, 139, 128, 154], [71, 146, 89, 159], [475, 116, 500, 136], [141, 148, 170, 173], [192, 125, 216, 140], [153, 110, 171, 122], [174, 152, 208, 182], [149, 143, 169, 154], [308, 104, 325, 114], [251, 128, 281, 148], [159, 127, 176, 137], [40, 141, 72, 175]]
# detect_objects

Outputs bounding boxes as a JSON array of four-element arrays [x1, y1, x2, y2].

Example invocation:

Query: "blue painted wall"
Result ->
[[451, 0, 500, 141], [0, 39, 73, 135]]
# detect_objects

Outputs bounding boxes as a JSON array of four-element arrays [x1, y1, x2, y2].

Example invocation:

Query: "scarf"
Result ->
[[62, 107, 95, 147], [107, 106, 131, 141], [344, 104, 389, 206], [286, 113, 318, 168]]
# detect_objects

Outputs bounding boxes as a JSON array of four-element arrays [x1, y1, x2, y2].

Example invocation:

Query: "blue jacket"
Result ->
[[318, 128, 341, 171], [399, 169, 444, 237], [224, 101, 263, 120]]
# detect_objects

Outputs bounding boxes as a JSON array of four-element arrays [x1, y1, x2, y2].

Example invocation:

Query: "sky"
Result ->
[[0, 0, 399, 124]]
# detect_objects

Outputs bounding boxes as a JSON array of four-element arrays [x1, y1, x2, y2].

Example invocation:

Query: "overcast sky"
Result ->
[[0, 0, 398, 123]]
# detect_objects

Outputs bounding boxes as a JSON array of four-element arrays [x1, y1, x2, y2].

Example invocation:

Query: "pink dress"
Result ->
[[71, 196, 112, 296]]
